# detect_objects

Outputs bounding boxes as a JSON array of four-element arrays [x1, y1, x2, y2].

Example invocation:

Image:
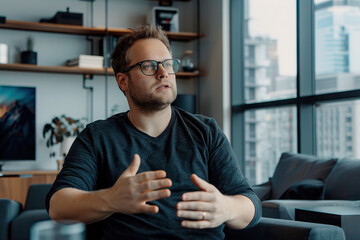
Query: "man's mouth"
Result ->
[[157, 84, 170, 89]]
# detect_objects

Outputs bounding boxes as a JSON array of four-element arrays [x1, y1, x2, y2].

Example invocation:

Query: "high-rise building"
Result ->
[[315, 0, 360, 159], [315, 0, 360, 76], [244, 0, 297, 185]]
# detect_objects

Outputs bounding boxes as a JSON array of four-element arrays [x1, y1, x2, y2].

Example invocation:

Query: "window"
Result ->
[[231, 0, 360, 185], [244, 0, 297, 103], [245, 107, 297, 185], [315, 0, 360, 94], [316, 100, 360, 158]]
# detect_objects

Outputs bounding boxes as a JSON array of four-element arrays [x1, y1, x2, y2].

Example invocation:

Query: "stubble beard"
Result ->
[[128, 84, 177, 112]]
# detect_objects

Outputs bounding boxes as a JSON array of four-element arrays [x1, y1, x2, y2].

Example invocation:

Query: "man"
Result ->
[[46, 24, 261, 239]]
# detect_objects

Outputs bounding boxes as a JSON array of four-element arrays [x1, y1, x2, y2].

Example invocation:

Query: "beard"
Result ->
[[127, 79, 177, 112]]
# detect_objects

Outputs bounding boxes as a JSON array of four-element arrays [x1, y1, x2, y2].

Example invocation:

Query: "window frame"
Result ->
[[230, 0, 360, 172]]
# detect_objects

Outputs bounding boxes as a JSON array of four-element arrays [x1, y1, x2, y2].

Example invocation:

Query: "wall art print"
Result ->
[[0, 85, 36, 160]]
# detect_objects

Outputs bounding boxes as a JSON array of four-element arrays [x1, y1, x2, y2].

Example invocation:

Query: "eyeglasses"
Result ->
[[123, 59, 181, 76]]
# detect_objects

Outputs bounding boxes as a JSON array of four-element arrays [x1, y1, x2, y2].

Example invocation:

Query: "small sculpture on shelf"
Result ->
[[43, 115, 86, 169]]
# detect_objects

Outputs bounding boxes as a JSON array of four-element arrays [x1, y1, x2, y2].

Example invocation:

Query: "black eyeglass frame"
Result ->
[[122, 59, 181, 76]]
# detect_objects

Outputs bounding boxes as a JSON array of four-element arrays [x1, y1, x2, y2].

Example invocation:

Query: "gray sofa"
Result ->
[[1, 183, 346, 240], [254, 152, 360, 220]]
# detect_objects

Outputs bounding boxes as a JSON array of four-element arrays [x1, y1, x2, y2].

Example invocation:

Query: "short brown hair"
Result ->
[[111, 24, 171, 76]]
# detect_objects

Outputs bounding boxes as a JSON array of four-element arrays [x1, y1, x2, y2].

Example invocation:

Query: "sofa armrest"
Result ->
[[224, 217, 345, 240], [252, 181, 272, 201], [0, 199, 22, 240]]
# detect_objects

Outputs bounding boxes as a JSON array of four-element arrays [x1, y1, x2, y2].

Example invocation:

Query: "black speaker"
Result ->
[[172, 94, 196, 113]]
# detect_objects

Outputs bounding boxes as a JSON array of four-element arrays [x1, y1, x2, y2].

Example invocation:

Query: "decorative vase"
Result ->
[[56, 159, 64, 170], [21, 51, 37, 64], [60, 136, 76, 159], [181, 50, 195, 72]]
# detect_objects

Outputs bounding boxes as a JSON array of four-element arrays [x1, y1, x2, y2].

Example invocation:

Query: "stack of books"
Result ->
[[65, 55, 104, 69]]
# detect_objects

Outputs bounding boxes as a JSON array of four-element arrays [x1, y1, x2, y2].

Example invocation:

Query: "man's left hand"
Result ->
[[176, 174, 231, 229]]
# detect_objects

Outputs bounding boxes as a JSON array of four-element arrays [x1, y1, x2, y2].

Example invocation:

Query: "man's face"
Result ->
[[123, 38, 177, 111]]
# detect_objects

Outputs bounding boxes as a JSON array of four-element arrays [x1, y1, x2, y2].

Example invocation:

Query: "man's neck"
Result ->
[[127, 105, 172, 138]]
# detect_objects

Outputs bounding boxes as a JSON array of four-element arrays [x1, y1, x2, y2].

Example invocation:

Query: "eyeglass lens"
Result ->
[[141, 59, 179, 76]]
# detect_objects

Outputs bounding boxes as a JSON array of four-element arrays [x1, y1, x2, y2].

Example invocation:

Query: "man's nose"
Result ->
[[156, 63, 169, 78]]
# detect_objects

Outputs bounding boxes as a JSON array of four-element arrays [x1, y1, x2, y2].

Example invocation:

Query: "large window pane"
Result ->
[[315, 0, 360, 94], [244, 0, 297, 103], [316, 100, 360, 158], [245, 106, 297, 185]]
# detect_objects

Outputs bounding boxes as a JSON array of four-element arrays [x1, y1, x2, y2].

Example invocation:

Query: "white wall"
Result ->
[[0, 0, 227, 170], [199, 0, 230, 138]]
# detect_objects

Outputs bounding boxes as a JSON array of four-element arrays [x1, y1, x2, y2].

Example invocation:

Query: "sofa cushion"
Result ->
[[324, 158, 360, 200], [270, 152, 337, 199], [280, 179, 324, 200], [11, 209, 50, 240]]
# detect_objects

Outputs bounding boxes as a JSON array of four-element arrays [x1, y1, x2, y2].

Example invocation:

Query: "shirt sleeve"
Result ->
[[207, 118, 262, 228], [45, 125, 99, 212]]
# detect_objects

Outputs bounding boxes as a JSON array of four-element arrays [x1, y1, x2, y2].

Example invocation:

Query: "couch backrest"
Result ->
[[24, 184, 52, 211], [270, 152, 337, 199], [324, 158, 360, 200]]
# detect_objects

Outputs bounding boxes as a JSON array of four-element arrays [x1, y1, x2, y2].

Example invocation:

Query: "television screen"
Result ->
[[0, 85, 36, 160]]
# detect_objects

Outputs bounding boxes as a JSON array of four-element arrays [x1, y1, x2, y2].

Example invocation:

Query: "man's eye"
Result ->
[[164, 63, 172, 68], [143, 63, 155, 69]]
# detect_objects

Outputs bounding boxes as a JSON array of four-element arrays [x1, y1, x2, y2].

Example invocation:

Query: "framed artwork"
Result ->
[[0, 85, 36, 160]]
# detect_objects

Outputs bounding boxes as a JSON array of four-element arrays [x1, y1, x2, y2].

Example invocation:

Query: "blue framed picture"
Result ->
[[0, 85, 36, 160]]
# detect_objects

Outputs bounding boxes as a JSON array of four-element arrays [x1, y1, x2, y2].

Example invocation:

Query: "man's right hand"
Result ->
[[103, 154, 172, 214]]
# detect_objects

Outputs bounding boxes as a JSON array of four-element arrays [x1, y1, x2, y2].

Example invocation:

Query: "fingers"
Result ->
[[190, 174, 214, 192], [135, 170, 167, 183], [140, 189, 171, 202], [122, 154, 141, 177], [177, 201, 213, 212], [181, 219, 211, 229], [141, 204, 159, 214], [178, 210, 212, 222], [137, 178, 172, 193]]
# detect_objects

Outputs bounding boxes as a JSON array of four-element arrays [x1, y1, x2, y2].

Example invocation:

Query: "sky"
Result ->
[[248, 0, 297, 76]]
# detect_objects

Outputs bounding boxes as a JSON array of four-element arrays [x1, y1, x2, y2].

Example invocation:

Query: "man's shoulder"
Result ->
[[86, 112, 128, 130], [172, 106, 217, 129]]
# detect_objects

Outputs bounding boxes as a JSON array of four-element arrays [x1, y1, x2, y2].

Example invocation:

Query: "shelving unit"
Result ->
[[0, 63, 199, 78], [0, 20, 202, 41], [0, 20, 202, 78]]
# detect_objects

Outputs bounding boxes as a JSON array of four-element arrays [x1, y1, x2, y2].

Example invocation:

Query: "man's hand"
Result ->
[[103, 154, 172, 215], [176, 174, 231, 229]]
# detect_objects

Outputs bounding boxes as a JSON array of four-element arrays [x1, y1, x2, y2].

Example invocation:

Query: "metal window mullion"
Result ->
[[230, 0, 246, 171], [297, 0, 316, 155]]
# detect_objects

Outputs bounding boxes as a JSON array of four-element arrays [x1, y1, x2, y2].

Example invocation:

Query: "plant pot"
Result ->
[[21, 51, 37, 64], [60, 136, 76, 159]]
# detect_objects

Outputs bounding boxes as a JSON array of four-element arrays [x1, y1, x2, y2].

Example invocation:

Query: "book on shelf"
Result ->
[[65, 55, 104, 69]]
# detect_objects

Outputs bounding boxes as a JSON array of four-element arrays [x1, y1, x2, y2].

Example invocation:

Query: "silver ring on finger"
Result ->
[[202, 211, 206, 220]]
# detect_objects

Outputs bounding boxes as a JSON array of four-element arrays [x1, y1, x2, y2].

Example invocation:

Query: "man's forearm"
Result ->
[[224, 195, 256, 229], [49, 188, 113, 224]]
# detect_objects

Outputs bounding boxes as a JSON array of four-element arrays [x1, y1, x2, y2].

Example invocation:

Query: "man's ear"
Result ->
[[116, 73, 128, 93]]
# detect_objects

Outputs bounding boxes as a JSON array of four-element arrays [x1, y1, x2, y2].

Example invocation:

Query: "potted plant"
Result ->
[[20, 36, 37, 64], [43, 115, 86, 167]]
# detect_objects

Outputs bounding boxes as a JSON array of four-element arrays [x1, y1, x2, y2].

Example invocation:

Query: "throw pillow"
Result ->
[[280, 179, 324, 200], [270, 152, 337, 199], [324, 158, 360, 200]]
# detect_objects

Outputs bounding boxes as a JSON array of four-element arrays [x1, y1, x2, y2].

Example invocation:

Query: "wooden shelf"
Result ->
[[0, 63, 111, 75], [0, 20, 202, 41], [0, 63, 199, 78]]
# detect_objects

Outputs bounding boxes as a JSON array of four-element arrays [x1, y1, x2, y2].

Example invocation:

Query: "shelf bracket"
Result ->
[[83, 74, 94, 122]]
